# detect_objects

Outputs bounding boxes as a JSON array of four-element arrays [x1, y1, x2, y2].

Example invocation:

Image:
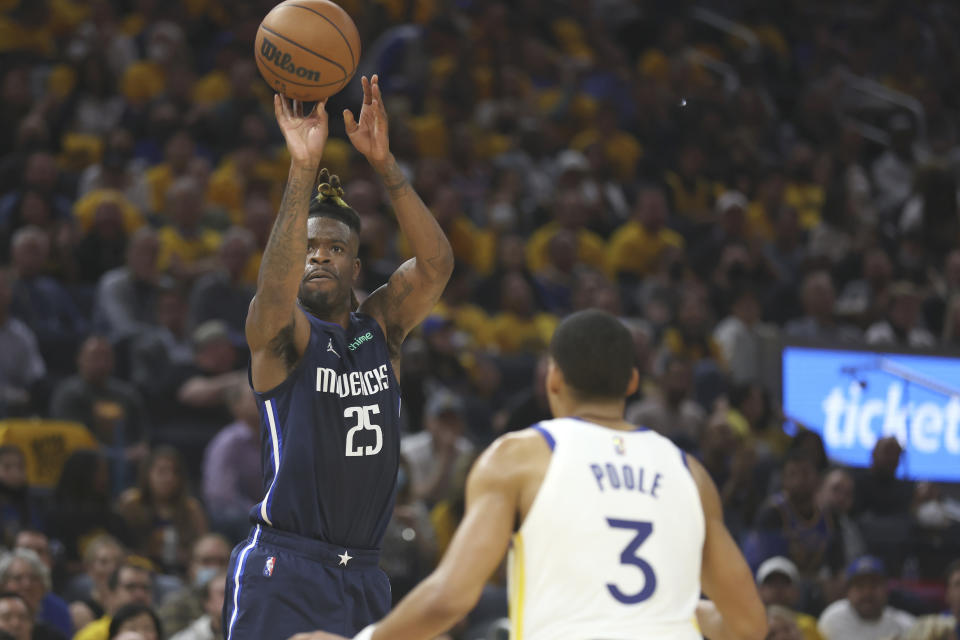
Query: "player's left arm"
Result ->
[[347, 75, 454, 356], [288, 435, 525, 640]]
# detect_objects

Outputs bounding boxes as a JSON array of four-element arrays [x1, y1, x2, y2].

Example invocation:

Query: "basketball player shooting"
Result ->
[[223, 74, 453, 640], [289, 311, 767, 640]]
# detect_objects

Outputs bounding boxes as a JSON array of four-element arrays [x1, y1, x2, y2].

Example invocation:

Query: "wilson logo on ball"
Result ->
[[260, 36, 321, 81]]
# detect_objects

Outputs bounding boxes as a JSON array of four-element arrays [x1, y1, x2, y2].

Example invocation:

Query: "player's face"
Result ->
[[300, 217, 360, 316]]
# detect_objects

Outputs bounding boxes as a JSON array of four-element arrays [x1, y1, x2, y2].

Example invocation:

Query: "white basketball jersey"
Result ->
[[508, 417, 705, 640]]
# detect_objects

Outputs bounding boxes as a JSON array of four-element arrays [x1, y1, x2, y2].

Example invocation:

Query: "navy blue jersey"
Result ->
[[249, 310, 401, 549]]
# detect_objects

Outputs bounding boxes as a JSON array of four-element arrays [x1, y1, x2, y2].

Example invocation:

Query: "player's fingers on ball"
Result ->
[[274, 94, 283, 119]]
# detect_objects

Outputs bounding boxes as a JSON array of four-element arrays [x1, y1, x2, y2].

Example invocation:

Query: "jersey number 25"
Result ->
[[345, 405, 383, 457], [607, 518, 657, 604]]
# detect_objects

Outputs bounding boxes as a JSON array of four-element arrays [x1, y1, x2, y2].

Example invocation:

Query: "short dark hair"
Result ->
[[783, 446, 819, 470], [108, 603, 162, 639], [308, 168, 361, 235], [107, 561, 150, 592], [549, 310, 634, 399]]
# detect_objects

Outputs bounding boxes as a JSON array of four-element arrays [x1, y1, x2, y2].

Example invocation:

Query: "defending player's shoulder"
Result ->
[[466, 428, 553, 513]]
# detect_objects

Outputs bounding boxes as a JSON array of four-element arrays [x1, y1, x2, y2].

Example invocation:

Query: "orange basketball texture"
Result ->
[[254, 0, 361, 102]]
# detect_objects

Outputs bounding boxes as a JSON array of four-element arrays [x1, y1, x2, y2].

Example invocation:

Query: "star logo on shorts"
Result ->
[[338, 550, 352, 566], [327, 338, 340, 358]]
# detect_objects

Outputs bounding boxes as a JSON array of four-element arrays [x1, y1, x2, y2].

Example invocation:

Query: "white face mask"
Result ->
[[193, 566, 219, 588]]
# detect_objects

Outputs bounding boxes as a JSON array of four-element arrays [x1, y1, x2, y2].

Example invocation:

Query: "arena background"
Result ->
[[0, 0, 959, 639]]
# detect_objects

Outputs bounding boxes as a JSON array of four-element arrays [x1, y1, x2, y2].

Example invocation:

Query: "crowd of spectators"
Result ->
[[2, 0, 960, 638]]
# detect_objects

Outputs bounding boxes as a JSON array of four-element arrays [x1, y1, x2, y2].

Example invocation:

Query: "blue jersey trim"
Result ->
[[259, 399, 283, 526], [681, 450, 690, 470], [531, 424, 555, 451], [226, 524, 261, 640]]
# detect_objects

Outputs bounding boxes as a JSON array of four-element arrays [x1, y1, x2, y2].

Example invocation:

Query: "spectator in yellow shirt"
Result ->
[[400, 186, 495, 276], [238, 193, 275, 286], [664, 141, 723, 230], [785, 143, 824, 230], [74, 561, 154, 640], [156, 178, 221, 280], [526, 188, 606, 273], [757, 557, 825, 640], [662, 286, 725, 365], [607, 185, 685, 282], [488, 272, 558, 354], [144, 131, 195, 215]]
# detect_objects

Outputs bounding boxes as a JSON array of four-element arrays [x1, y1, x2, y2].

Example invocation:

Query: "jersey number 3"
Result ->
[[606, 518, 657, 605], [344, 405, 382, 457]]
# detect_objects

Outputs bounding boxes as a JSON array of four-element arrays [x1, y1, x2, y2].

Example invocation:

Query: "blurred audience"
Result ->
[[817, 556, 915, 640]]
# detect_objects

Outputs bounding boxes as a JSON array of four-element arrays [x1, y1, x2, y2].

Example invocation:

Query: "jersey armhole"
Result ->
[[530, 423, 555, 451], [248, 316, 317, 400]]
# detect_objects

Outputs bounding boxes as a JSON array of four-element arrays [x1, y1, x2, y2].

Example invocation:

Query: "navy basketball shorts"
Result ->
[[223, 525, 391, 640]]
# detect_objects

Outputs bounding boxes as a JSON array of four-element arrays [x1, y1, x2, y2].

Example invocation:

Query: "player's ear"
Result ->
[[625, 367, 640, 397], [545, 358, 563, 396], [353, 256, 361, 280]]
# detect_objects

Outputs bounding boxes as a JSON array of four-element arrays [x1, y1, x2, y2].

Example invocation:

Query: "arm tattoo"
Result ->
[[257, 166, 315, 292], [379, 159, 413, 198]]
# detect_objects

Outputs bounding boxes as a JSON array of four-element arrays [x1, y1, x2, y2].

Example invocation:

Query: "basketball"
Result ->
[[254, 0, 361, 102]]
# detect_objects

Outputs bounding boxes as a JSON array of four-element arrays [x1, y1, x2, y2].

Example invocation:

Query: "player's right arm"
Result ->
[[687, 455, 768, 640], [246, 95, 328, 391]]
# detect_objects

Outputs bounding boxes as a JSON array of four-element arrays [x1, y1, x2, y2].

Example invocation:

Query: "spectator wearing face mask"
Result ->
[[157, 535, 230, 637]]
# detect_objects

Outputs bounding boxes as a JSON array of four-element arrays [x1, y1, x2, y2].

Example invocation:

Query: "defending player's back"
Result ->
[[290, 310, 766, 640], [510, 417, 703, 639]]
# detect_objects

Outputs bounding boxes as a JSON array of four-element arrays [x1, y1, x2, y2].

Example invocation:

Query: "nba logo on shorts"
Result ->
[[263, 556, 276, 577]]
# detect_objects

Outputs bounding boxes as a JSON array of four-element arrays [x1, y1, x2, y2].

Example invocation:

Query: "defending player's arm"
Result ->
[[246, 96, 328, 390], [688, 456, 768, 640], [290, 434, 527, 640], [346, 75, 454, 357]]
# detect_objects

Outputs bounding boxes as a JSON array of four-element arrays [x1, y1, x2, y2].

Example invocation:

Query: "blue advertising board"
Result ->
[[782, 345, 960, 481]]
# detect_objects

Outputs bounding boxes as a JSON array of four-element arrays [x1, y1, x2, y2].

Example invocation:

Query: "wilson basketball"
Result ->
[[254, 0, 361, 102]]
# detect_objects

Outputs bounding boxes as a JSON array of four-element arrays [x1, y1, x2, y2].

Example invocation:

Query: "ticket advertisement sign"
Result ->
[[781, 344, 960, 481]]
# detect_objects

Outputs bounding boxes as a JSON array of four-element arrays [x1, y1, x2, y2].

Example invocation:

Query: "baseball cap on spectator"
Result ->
[[756, 556, 800, 585], [193, 320, 230, 348], [716, 190, 748, 216], [425, 389, 465, 419], [846, 555, 885, 580], [421, 315, 453, 338], [555, 150, 590, 176]]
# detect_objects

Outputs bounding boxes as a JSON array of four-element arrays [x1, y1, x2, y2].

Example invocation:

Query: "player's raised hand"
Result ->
[[344, 75, 390, 170], [274, 94, 328, 168]]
